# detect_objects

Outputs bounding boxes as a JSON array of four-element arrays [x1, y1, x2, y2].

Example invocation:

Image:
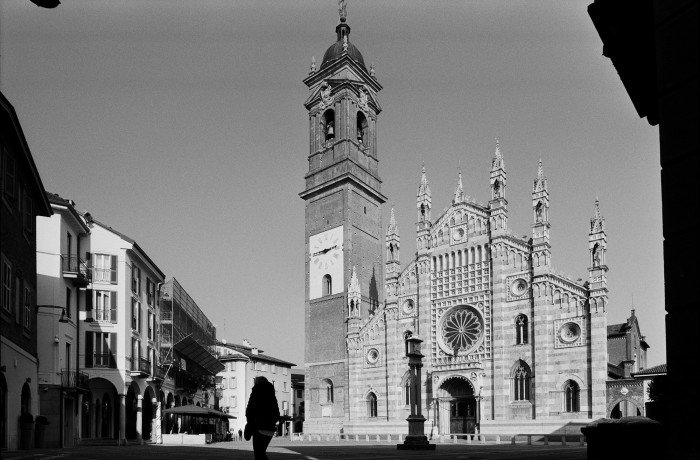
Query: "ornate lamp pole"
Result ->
[[397, 336, 435, 451]]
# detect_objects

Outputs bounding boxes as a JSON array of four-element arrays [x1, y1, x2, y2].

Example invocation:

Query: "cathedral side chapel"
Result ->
[[300, 6, 608, 436]]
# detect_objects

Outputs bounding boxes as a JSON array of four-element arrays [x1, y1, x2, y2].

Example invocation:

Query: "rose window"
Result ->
[[439, 306, 484, 354]]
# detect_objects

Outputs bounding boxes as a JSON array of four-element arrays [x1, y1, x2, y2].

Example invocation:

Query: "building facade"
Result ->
[[606, 309, 650, 419], [215, 340, 294, 436], [0, 91, 53, 450], [79, 213, 165, 444], [159, 278, 222, 436], [301, 12, 608, 436], [35, 193, 91, 448]]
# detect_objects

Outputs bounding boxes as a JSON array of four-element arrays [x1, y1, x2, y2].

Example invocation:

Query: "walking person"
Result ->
[[238, 428, 243, 441], [245, 376, 280, 460]]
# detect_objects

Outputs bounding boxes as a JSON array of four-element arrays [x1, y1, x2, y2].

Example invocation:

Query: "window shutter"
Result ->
[[110, 255, 118, 284], [86, 251, 92, 269], [85, 289, 93, 317], [85, 332, 93, 368], [110, 292, 117, 323], [109, 333, 117, 368]]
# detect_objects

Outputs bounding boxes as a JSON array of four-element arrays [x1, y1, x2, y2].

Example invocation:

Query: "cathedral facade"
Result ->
[[301, 10, 608, 436]]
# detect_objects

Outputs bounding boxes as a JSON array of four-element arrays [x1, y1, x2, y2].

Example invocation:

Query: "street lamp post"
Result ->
[[397, 336, 436, 451]]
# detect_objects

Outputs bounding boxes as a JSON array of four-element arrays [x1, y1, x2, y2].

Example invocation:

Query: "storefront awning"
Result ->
[[174, 335, 224, 375], [164, 404, 235, 418]]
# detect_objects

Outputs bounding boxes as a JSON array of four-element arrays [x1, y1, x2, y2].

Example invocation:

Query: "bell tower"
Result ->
[[299, 4, 386, 433]]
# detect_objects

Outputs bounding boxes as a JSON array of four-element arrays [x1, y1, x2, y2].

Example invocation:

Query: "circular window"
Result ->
[[452, 227, 465, 241], [366, 348, 379, 364], [558, 322, 581, 344], [510, 278, 528, 297], [438, 305, 484, 355], [403, 299, 414, 314]]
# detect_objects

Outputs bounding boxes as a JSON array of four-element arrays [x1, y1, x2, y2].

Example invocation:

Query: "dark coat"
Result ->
[[245, 380, 280, 432]]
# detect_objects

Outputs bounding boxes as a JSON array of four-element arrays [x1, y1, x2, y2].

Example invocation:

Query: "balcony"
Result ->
[[149, 364, 166, 382], [60, 369, 90, 390], [130, 357, 151, 378], [85, 308, 116, 323], [61, 255, 91, 287]]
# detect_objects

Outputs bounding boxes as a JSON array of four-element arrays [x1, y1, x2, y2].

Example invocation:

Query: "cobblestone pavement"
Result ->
[[1, 439, 587, 460]]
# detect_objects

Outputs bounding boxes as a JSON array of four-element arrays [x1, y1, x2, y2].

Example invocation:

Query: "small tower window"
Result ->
[[367, 392, 378, 417], [323, 110, 335, 141], [420, 203, 426, 219], [356, 112, 368, 145], [323, 379, 334, 403], [512, 361, 531, 401], [322, 274, 332, 296], [564, 380, 580, 412], [515, 314, 528, 345]]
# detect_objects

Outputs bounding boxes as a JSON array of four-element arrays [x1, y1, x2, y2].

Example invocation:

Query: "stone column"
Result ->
[[136, 394, 143, 443], [77, 393, 83, 442], [154, 399, 162, 444], [119, 394, 126, 445]]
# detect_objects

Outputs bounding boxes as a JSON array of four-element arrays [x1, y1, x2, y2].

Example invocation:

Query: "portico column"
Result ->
[[154, 399, 162, 444], [77, 394, 83, 441], [119, 394, 126, 445], [136, 394, 143, 443]]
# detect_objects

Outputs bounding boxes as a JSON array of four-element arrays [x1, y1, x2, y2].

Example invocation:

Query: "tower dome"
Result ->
[[320, 16, 367, 71]]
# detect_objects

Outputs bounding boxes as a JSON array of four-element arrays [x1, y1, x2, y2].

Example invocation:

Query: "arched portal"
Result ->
[[87, 378, 118, 440], [436, 377, 477, 435], [142, 387, 154, 440], [125, 383, 140, 439]]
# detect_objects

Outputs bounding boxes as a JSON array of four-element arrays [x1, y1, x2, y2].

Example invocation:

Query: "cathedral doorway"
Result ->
[[436, 377, 478, 435]]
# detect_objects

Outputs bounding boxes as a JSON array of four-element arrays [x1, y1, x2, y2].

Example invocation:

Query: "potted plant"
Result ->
[[35, 415, 50, 448], [19, 413, 33, 450]]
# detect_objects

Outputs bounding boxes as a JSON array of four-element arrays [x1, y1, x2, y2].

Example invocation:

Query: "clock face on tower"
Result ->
[[309, 225, 344, 300]]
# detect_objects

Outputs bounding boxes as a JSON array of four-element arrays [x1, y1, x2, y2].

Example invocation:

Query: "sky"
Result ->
[[0, 0, 664, 367]]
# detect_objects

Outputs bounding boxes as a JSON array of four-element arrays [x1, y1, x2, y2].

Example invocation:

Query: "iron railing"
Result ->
[[61, 255, 91, 283], [60, 369, 89, 389]]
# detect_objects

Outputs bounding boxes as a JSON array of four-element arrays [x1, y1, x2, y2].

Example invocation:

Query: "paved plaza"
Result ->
[[2, 439, 586, 460]]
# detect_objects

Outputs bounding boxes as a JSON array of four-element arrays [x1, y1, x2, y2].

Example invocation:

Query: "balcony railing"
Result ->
[[60, 369, 89, 389], [86, 308, 116, 323], [129, 356, 151, 377], [160, 311, 172, 322], [92, 353, 111, 368], [61, 255, 91, 286]]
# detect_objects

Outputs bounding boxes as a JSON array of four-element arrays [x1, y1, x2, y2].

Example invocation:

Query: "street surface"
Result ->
[[2, 439, 587, 460]]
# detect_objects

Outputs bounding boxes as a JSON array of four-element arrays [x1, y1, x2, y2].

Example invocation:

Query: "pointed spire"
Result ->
[[349, 265, 360, 295], [418, 164, 431, 197], [387, 206, 398, 235], [492, 137, 504, 170], [590, 197, 605, 233], [453, 170, 464, 204], [533, 158, 548, 192]]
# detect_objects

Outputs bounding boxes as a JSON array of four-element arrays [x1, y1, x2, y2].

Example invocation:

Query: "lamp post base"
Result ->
[[397, 435, 436, 450]]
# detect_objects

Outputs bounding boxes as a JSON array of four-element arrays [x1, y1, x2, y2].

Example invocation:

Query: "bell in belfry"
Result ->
[[327, 122, 334, 137]]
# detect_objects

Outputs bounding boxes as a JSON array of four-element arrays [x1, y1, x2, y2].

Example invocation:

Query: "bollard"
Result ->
[[355, 434, 359, 441], [399, 433, 403, 443], [527, 435, 532, 445], [376, 434, 380, 442], [467, 434, 472, 444], [511, 435, 516, 445], [365, 434, 369, 442], [579, 435, 584, 446], [496, 435, 500, 444], [481, 434, 486, 444], [440, 434, 445, 443], [452, 435, 457, 444], [544, 436, 549, 446], [561, 435, 566, 446]]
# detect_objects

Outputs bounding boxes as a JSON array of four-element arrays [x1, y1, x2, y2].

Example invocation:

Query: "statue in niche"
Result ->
[[593, 244, 602, 266]]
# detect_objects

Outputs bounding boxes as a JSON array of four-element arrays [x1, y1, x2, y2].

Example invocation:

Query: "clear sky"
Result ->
[[0, 0, 664, 367]]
